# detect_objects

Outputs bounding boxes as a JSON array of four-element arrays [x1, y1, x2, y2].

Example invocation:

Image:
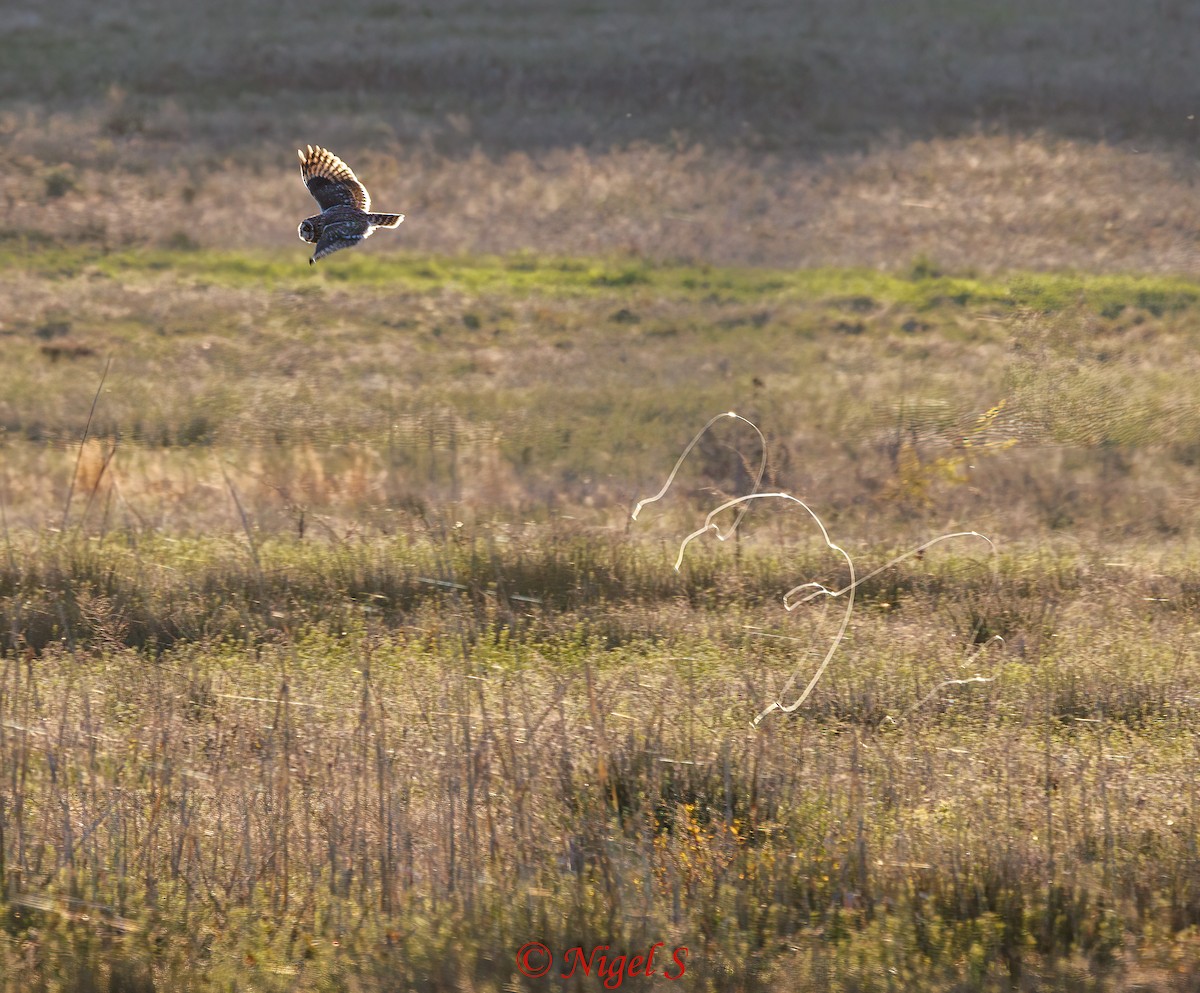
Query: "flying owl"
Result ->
[[297, 145, 405, 264]]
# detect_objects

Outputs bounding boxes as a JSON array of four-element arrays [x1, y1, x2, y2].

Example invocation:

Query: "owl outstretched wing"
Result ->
[[298, 145, 371, 212], [309, 222, 369, 264]]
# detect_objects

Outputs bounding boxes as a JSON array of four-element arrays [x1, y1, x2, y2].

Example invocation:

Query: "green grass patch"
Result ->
[[7, 244, 1200, 315]]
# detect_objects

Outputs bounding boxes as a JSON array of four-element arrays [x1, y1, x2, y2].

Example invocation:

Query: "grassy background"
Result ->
[[4, 2, 1200, 991], [3, 0, 1200, 273]]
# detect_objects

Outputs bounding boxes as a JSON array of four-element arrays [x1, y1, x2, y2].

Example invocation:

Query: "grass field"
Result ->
[[5, 2, 1200, 991]]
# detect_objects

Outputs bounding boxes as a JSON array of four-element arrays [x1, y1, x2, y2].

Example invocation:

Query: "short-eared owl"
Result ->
[[297, 145, 405, 265]]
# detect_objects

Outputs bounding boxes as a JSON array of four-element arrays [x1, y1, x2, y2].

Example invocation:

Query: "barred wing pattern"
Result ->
[[296, 145, 404, 264], [299, 145, 370, 212]]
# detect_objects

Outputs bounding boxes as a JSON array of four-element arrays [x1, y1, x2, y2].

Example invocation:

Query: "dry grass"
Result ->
[[5, 1, 1200, 990], [3, 528, 1200, 992], [5, 127, 1200, 276], [2, 0, 1199, 275], [3, 253, 1200, 545], [4, 0, 1198, 152]]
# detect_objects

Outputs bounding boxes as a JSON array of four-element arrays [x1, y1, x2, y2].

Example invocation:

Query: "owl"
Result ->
[[297, 145, 405, 264]]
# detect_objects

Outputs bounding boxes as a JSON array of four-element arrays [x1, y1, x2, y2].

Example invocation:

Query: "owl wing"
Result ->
[[298, 145, 371, 212], [309, 219, 370, 264]]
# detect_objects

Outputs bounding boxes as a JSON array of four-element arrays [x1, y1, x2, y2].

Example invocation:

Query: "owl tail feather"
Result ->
[[368, 212, 405, 228]]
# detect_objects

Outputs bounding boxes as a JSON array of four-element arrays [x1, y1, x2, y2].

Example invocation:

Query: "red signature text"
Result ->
[[515, 941, 688, 987]]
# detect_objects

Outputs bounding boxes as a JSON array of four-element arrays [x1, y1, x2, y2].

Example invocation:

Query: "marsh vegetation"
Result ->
[[3, 2, 1200, 991]]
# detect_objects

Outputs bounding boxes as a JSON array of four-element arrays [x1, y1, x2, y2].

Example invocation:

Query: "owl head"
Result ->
[[298, 219, 319, 244]]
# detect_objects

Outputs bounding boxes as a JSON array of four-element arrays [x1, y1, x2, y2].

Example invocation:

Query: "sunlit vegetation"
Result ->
[[5, 1, 1200, 990]]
